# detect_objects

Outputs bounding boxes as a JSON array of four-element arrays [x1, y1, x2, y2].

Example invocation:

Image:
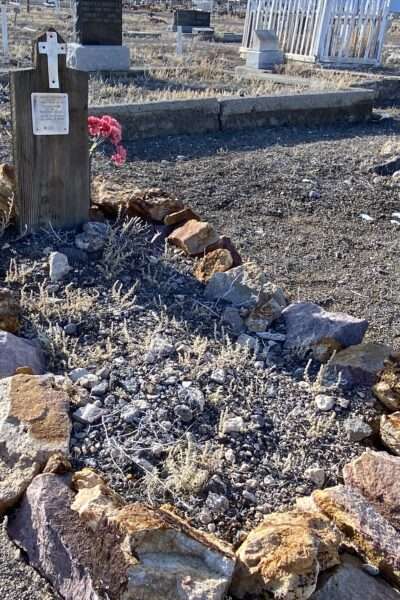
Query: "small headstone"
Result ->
[[192, 27, 214, 41], [74, 0, 122, 45], [67, 0, 129, 72], [173, 9, 211, 33], [10, 30, 89, 232], [246, 29, 284, 70]]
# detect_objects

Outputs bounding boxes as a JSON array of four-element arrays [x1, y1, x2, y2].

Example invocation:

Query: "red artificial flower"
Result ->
[[99, 119, 112, 138], [88, 116, 102, 137], [109, 125, 122, 146], [88, 115, 125, 167], [111, 144, 127, 166]]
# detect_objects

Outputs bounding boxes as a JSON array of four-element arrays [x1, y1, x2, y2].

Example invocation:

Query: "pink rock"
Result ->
[[343, 450, 400, 531], [313, 485, 400, 585]]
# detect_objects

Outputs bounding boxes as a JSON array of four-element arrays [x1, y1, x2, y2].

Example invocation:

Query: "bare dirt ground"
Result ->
[[96, 113, 400, 350]]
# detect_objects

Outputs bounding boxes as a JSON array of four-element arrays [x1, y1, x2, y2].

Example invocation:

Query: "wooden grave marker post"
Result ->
[[10, 29, 89, 233]]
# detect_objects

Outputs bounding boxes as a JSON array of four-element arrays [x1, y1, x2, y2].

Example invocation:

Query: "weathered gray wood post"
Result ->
[[10, 29, 89, 233]]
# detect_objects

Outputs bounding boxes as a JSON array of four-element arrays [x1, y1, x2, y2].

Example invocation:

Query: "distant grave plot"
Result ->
[[173, 10, 211, 33], [74, 0, 123, 45], [68, 0, 129, 71]]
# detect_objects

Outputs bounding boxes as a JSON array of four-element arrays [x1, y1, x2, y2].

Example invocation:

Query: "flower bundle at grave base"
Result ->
[[88, 115, 127, 167]]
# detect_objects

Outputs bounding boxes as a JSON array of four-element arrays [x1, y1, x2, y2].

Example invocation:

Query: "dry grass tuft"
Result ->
[[0, 196, 14, 238], [165, 439, 221, 496], [21, 282, 98, 322], [99, 215, 149, 280]]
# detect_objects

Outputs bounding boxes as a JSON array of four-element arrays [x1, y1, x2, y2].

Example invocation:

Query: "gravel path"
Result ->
[[0, 518, 56, 600]]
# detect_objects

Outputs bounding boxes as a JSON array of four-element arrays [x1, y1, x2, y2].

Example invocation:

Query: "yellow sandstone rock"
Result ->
[[91, 176, 184, 222], [373, 354, 400, 412], [194, 248, 234, 283], [231, 510, 342, 599], [68, 469, 236, 600], [380, 413, 400, 456], [71, 468, 124, 530], [0, 374, 71, 513]]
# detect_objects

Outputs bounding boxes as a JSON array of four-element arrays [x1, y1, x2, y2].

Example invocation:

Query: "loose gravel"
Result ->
[[0, 518, 56, 600]]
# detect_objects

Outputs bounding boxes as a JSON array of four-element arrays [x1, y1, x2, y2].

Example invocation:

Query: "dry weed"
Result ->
[[303, 351, 342, 395], [0, 196, 13, 238], [165, 439, 221, 496], [6, 258, 37, 284], [21, 282, 98, 322], [99, 215, 149, 280]]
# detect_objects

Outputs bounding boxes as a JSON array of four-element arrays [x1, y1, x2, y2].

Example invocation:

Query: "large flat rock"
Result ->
[[9, 469, 236, 600], [0, 375, 71, 513]]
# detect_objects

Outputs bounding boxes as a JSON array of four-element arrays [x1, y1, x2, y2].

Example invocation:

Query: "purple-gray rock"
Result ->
[[222, 306, 245, 335], [7, 473, 129, 600], [0, 331, 45, 378], [282, 302, 368, 354], [311, 554, 400, 599], [323, 342, 392, 388], [204, 267, 258, 308]]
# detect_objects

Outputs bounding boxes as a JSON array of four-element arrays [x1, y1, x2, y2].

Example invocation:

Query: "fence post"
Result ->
[[1, 2, 8, 60], [314, 0, 331, 62]]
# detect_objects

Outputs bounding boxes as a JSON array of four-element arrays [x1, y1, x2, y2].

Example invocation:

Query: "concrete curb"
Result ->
[[90, 89, 375, 141], [90, 97, 221, 139], [219, 89, 375, 131]]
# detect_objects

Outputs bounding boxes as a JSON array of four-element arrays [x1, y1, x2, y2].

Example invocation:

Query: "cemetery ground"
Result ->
[[1, 87, 400, 597], [0, 6, 400, 600], [1, 5, 370, 104]]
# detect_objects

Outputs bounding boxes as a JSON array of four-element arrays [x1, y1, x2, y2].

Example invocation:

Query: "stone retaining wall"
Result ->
[[353, 76, 400, 107], [90, 89, 375, 141]]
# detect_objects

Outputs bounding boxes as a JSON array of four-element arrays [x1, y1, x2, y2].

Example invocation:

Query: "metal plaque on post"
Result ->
[[31, 93, 69, 135]]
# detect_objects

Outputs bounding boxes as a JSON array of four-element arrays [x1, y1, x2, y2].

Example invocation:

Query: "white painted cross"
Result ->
[[38, 31, 66, 89]]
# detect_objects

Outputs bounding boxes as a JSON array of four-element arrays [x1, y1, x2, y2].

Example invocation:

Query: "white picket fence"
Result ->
[[242, 0, 391, 65]]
